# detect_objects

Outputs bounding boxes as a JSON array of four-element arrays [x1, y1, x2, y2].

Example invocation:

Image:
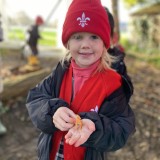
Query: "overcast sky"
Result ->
[[5, 0, 129, 22]]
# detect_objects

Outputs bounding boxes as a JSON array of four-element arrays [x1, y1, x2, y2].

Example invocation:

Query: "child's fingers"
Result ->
[[59, 108, 76, 124], [53, 117, 74, 131], [67, 110, 77, 119], [88, 124, 95, 131], [63, 116, 75, 124], [62, 116, 75, 125], [71, 118, 76, 124], [65, 131, 72, 140], [65, 127, 81, 145], [53, 121, 68, 131], [74, 134, 89, 147], [67, 132, 80, 145], [53, 107, 76, 130]]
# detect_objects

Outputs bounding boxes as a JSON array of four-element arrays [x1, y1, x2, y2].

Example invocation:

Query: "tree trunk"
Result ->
[[111, 0, 120, 41]]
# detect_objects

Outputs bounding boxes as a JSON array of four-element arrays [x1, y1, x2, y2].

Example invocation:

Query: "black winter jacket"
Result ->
[[108, 47, 134, 102], [27, 25, 41, 46], [26, 61, 135, 160]]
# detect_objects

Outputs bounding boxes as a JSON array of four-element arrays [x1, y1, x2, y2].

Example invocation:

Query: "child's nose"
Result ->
[[81, 38, 90, 49]]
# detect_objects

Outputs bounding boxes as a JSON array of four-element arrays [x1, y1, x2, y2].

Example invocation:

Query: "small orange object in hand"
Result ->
[[75, 115, 83, 129]]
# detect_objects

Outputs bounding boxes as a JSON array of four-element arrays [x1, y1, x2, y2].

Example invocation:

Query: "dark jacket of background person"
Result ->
[[0, 21, 3, 42], [26, 61, 135, 160], [27, 25, 41, 55], [104, 6, 134, 102], [27, 16, 43, 55], [108, 47, 134, 102], [27, 25, 40, 47]]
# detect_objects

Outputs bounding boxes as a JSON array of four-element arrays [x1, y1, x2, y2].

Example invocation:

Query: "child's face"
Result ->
[[68, 32, 104, 68]]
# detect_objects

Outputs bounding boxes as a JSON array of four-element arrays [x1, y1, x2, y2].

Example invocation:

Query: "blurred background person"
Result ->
[[104, 6, 133, 102], [0, 15, 7, 136], [26, 15, 44, 66]]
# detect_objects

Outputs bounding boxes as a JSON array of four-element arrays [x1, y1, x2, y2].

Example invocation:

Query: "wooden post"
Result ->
[[111, 0, 120, 41]]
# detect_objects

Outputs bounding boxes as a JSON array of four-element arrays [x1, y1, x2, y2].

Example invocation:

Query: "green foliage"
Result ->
[[123, 0, 137, 7], [123, 0, 150, 8], [128, 51, 160, 69], [148, 56, 160, 68], [120, 37, 160, 69], [120, 35, 132, 48], [0, 102, 9, 115]]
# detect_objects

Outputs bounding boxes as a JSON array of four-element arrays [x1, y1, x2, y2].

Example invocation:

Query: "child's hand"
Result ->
[[65, 119, 95, 147], [53, 107, 76, 131]]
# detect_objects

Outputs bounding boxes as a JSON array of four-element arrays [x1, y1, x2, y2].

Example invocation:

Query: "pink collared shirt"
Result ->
[[71, 59, 100, 98]]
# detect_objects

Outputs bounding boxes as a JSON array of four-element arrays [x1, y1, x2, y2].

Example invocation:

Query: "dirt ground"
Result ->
[[0, 50, 160, 160]]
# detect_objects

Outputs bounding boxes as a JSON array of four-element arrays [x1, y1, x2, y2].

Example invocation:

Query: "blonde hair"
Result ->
[[61, 42, 119, 72]]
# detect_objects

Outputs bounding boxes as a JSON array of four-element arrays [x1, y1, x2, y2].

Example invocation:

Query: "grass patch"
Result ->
[[7, 27, 57, 47], [126, 51, 160, 69], [8, 28, 25, 40], [147, 56, 160, 68], [39, 31, 57, 46], [120, 35, 160, 69]]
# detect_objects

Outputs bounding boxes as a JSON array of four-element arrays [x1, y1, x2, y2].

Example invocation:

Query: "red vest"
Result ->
[[50, 65, 121, 160]]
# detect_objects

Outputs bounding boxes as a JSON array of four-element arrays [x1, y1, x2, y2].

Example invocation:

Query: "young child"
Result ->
[[26, 16, 43, 65], [104, 7, 134, 102], [26, 0, 135, 160]]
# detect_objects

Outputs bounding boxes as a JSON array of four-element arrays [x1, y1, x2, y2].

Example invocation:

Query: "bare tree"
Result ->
[[111, 0, 120, 40]]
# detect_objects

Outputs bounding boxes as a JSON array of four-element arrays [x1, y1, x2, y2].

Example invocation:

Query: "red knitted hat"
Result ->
[[62, 0, 111, 48], [35, 16, 44, 25]]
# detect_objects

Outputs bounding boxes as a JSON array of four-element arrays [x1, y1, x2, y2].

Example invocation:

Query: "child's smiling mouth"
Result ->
[[79, 52, 93, 55]]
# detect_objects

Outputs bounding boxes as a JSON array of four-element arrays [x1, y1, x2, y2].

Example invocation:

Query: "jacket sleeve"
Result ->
[[80, 87, 135, 152], [26, 69, 69, 134]]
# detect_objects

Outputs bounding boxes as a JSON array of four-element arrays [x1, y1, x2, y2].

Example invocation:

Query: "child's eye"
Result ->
[[91, 35, 99, 39], [72, 34, 82, 40]]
